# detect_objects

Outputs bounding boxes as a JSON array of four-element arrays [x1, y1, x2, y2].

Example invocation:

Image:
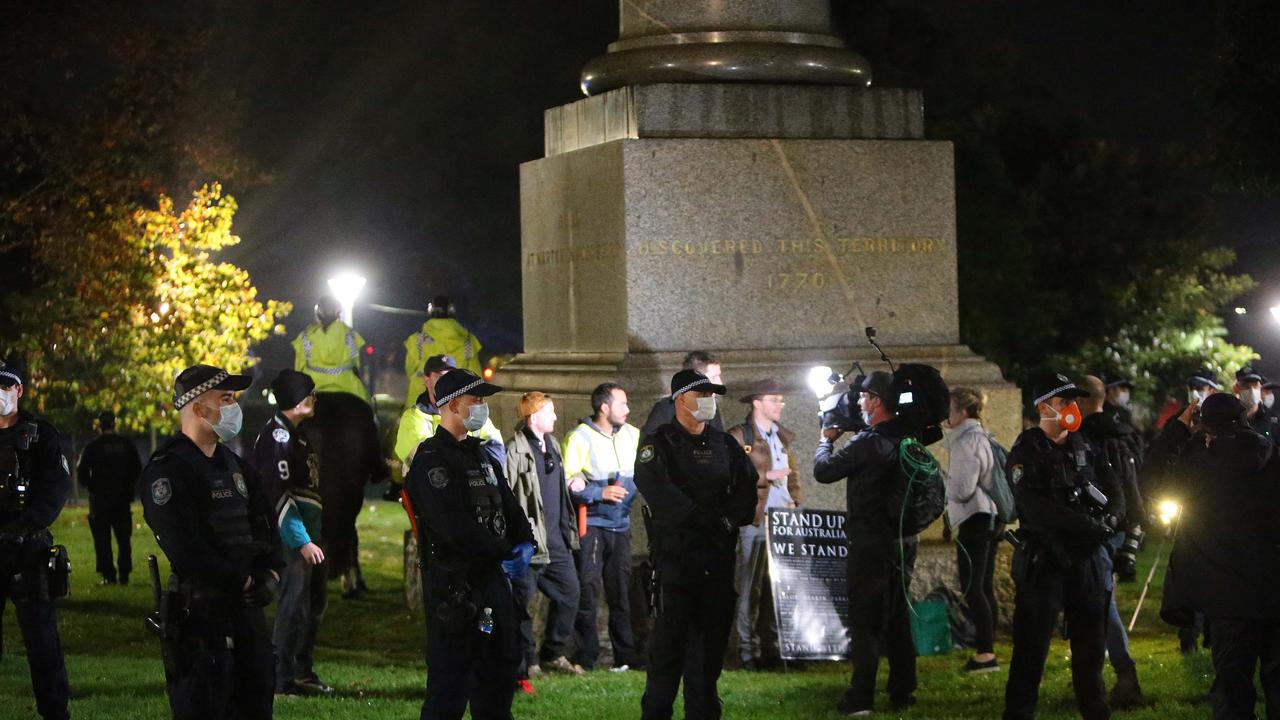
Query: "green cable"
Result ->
[[898, 436, 940, 618]]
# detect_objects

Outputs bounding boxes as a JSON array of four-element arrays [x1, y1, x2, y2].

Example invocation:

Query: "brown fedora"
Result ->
[[738, 378, 786, 404]]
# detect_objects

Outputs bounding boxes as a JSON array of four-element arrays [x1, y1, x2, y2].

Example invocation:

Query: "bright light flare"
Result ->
[[808, 366, 836, 398], [1158, 499, 1181, 526], [327, 272, 366, 326]]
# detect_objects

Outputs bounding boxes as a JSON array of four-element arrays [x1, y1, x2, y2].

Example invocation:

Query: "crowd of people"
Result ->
[[2, 294, 1279, 720]]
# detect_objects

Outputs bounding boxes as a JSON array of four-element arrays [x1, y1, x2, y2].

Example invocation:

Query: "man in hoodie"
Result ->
[[393, 354, 505, 477], [564, 382, 642, 671], [253, 370, 332, 696], [1160, 392, 1280, 719], [403, 295, 483, 411], [1078, 375, 1144, 709], [505, 392, 583, 688], [291, 295, 369, 402]]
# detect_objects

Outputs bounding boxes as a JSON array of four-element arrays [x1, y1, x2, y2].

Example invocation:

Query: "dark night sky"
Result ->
[[193, 1, 1278, 374]]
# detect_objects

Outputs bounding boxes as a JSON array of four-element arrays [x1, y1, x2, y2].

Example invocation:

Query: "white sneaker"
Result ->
[[610, 664, 630, 673]]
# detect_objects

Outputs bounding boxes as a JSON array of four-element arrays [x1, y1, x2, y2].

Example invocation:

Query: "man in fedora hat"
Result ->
[[728, 378, 800, 670]]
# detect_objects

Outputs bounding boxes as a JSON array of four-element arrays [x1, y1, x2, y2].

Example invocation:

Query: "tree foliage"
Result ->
[[838, 2, 1256, 405]]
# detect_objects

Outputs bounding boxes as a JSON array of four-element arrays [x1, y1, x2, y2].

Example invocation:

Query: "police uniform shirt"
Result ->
[[1248, 402, 1280, 438], [633, 422, 757, 580], [0, 411, 70, 530], [140, 434, 284, 596], [404, 425, 533, 575], [1007, 427, 1125, 558]]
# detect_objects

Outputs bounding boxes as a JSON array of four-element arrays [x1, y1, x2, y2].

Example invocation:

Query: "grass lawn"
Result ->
[[1, 501, 1216, 718]]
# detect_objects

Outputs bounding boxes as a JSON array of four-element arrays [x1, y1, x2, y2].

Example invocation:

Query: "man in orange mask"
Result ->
[[1002, 374, 1126, 720]]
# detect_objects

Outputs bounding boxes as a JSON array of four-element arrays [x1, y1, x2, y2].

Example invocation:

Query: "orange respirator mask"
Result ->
[[1046, 402, 1083, 433]]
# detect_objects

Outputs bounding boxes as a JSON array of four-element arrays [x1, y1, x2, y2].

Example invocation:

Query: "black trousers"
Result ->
[[1003, 547, 1110, 720], [165, 602, 274, 720], [573, 527, 638, 668], [844, 536, 918, 710], [88, 500, 132, 582], [1207, 617, 1280, 720], [641, 569, 737, 720], [512, 544, 580, 676], [422, 568, 519, 720], [957, 514, 1002, 655], [0, 542, 70, 720]]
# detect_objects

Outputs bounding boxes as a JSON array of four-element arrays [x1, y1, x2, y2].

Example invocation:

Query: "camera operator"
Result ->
[[814, 371, 917, 715], [0, 356, 71, 720], [1003, 374, 1124, 720], [1159, 392, 1280, 719], [1077, 375, 1144, 708]]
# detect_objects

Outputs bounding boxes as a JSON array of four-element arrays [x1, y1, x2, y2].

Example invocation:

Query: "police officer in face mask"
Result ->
[[1263, 381, 1280, 412], [0, 356, 72, 720], [403, 369, 535, 720], [634, 369, 758, 720], [1234, 366, 1280, 439], [139, 364, 285, 720], [1003, 374, 1125, 720]]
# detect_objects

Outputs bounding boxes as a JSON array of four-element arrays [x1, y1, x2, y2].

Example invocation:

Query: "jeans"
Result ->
[[273, 550, 328, 689]]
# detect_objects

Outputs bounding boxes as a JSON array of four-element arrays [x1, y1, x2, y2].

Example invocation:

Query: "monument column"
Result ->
[[494, 0, 1019, 518]]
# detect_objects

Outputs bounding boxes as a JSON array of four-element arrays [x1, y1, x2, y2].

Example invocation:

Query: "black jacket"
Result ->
[[813, 423, 906, 541], [0, 412, 70, 533], [78, 432, 142, 507], [1007, 427, 1125, 563], [1080, 413, 1145, 530], [634, 422, 757, 582], [1160, 422, 1280, 622]]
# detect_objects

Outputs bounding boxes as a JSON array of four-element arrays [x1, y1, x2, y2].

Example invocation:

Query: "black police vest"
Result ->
[[462, 449, 507, 541], [169, 442, 259, 555], [0, 421, 38, 517]]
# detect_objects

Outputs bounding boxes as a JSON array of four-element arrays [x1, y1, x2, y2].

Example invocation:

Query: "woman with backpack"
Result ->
[[943, 387, 1005, 673]]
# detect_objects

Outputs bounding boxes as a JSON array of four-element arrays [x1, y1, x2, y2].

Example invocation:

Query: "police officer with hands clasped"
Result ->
[[634, 369, 757, 720], [139, 364, 284, 720], [402, 368, 535, 720], [0, 356, 71, 720], [1003, 374, 1125, 720]]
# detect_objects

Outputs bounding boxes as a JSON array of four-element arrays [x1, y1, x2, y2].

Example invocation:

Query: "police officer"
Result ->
[[0, 356, 71, 720], [1101, 375, 1144, 463], [139, 364, 284, 720], [78, 410, 142, 585], [394, 354, 505, 474], [403, 368, 535, 720], [291, 295, 370, 402], [1234, 365, 1280, 438], [634, 369, 757, 720], [402, 295, 484, 410], [1003, 374, 1125, 720], [252, 369, 332, 696], [814, 371, 918, 715]]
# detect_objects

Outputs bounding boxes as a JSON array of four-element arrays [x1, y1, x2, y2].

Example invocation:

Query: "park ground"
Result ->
[[1, 502, 1221, 719]]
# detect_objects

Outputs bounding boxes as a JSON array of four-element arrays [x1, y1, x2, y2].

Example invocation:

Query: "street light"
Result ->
[[1271, 306, 1280, 325], [327, 272, 366, 327]]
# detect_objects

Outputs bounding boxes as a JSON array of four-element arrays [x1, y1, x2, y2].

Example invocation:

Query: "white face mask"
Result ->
[[691, 396, 717, 422], [0, 388, 16, 417], [1188, 389, 1206, 405], [1115, 391, 1130, 407], [1265, 392, 1276, 409], [464, 402, 489, 432], [201, 401, 243, 442], [1242, 387, 1262, 409]]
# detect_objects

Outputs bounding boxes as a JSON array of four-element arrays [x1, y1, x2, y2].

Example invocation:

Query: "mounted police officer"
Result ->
[[1003, 374, 1125, 720], [0, 356, 71, 720], [291, 295, 369, 402], [403, 368, 535, 720], [634, 369, 757, 720], [139, 364, 284, 720]]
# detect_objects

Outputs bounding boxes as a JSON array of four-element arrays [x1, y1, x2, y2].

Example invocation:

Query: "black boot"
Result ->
[[1110, 667, 1145, 709]]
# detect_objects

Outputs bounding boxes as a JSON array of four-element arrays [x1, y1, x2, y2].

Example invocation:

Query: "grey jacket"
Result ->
[[943, 419, 997, 528], [505, 428, 578, 564]]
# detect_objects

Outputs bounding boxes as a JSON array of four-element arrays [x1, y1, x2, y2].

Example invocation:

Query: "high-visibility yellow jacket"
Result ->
[[403, 318, 482, 408], [562, 419, 640, 532], [393, 393, 505, 473], [291, 322, 369, 402]]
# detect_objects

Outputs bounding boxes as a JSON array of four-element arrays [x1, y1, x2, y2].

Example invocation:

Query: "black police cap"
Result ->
[[1030, 373, 1090, 407], [173, 364, 252, 410], [1103, 374, 1134, 390], [0, 356, 24, 388], [670, 369, 726, 398], [1236, 365, 1264, 383], [1187, 369, 1222, 391], [434, 369, 501, 406], [271, 369, 315, 411], [423, 354, 457, 375]]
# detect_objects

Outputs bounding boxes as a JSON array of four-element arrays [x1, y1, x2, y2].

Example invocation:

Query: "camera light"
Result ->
[[1158, 499, 1181, 526], [808, 366, 836, 398]]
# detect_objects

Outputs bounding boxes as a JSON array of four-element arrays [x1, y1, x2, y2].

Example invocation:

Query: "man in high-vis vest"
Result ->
[[403, 295, 483, 410], [393, 355, 504, 479], [291, 296, 369, 402], [562, 382, 642, 671]]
